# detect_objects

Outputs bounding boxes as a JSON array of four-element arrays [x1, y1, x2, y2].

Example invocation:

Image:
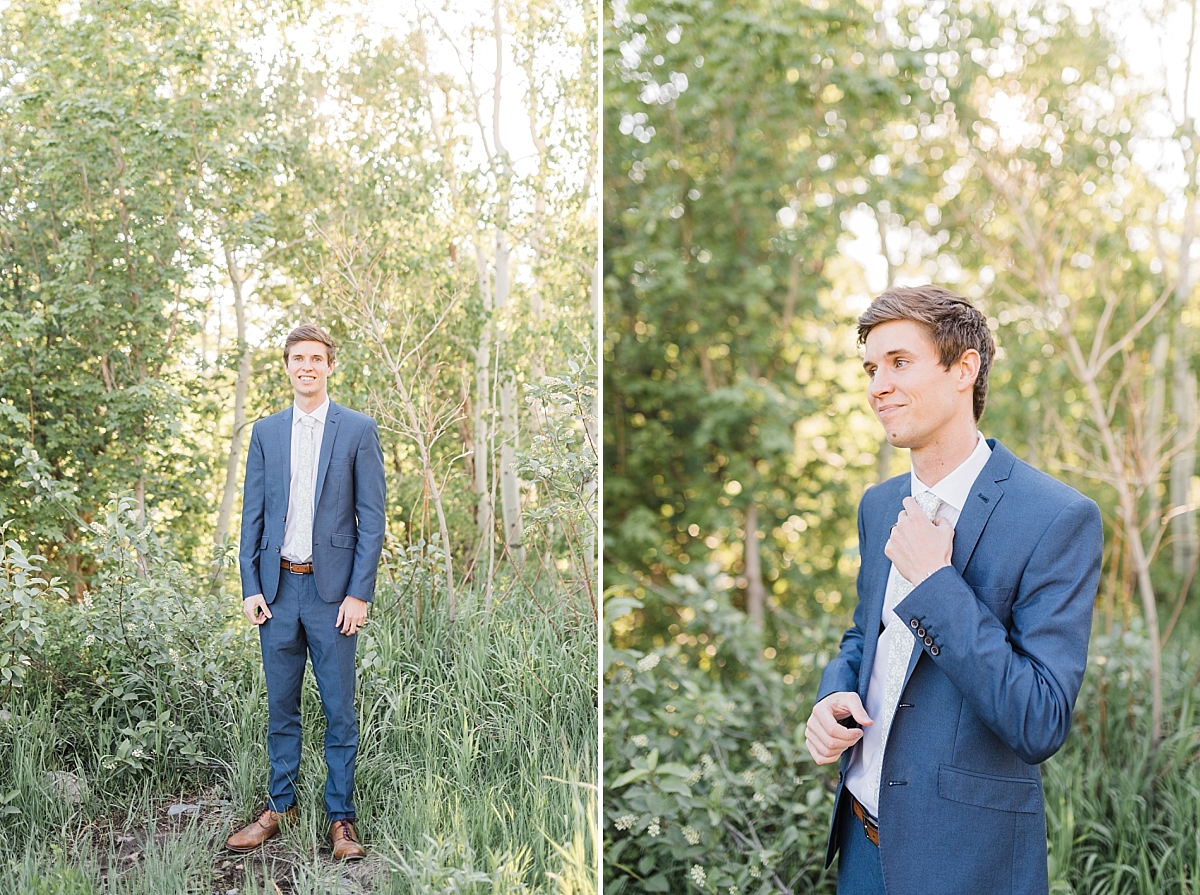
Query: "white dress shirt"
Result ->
[[845, 432, 993, 816], [281, 397, 330, 563]]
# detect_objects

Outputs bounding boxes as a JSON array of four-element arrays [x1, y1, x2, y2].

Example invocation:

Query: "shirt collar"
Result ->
[[910, 432, 992, 513], [293, 396, 330, 425]]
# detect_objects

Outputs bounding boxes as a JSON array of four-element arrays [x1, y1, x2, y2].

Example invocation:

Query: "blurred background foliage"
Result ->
[[604, 0, 1200, 891]]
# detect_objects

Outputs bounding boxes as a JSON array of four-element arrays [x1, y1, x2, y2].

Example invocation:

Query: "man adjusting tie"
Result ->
[[804, 286, 1102, 895]]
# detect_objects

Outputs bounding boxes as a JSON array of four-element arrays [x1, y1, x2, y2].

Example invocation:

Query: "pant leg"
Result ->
[[299, 579, 359, 822], [836, 797, 886, 895], [259, 571, 308, 813]]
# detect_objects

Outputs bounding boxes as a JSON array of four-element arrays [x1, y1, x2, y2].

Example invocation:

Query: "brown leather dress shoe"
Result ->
[[226, 805, 297, 852], [330, 819, 366, 860]]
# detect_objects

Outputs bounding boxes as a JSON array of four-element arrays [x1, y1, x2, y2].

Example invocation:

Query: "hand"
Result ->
[[243, 594, 272, 626], [805, 692, 873, 765], [885, 496, 953, 586], [336, 596, 368, 635]]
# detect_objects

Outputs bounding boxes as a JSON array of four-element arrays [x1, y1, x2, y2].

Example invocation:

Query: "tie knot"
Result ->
[[300, 415, 317, 431], [914, 490, 941, 520]]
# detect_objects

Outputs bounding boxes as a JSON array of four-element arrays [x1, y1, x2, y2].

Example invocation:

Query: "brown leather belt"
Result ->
[[280, 559, 314, 574], [850, 793, 880, 846]]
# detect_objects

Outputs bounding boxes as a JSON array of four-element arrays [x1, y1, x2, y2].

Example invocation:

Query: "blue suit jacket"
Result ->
[[239, 401, 387, 605], [817, 439, 1102, 895]]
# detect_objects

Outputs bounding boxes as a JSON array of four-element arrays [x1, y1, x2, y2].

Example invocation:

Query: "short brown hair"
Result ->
[[857, 285, 994, 422], [284, 324, 336, 366]]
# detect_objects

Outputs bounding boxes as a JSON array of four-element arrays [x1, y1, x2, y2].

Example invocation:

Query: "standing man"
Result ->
[[227, 324, 386, 861], [804, 286, 1102, 895]]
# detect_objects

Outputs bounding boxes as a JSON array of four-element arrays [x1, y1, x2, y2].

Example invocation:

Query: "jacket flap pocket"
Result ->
[[939, 765, 1039, 814], [331, 532, 357, 549], [259, 536, 269, 550]]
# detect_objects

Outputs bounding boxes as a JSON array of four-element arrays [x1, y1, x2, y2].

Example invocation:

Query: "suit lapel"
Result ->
[[949, 439, 1012, 576], [314, 401, 341, 511], [900, 439, 1014, 687], [859, 480, 909, 701], [278, 406, 294, 487]]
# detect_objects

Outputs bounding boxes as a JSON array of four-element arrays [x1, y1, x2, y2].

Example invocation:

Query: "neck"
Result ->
[[295, 393, 326, 414], [910, 423, 979, 487]]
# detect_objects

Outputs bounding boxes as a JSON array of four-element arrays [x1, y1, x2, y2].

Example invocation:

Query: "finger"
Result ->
[[261, 603, 272, 619], [841, 694, 874, 727], [336, 606, 345, 629]]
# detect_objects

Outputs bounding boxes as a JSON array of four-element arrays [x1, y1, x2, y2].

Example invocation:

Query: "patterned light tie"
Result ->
[[294, 415, 317, 561], [874, 489, 943, 802]]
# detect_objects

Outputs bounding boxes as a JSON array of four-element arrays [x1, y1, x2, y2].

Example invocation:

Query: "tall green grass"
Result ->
[[0, 580, 596, 895], [1044, 625, 1200, 895]]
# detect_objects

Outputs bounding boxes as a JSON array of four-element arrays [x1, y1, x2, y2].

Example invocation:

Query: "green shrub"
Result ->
[[604, 572, 840, 895]]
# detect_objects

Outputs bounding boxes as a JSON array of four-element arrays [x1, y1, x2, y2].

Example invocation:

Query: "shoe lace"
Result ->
[[334, 820, 359, 843]]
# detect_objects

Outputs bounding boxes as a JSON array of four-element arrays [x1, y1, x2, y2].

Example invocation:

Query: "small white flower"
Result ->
[[685, 767, 702, 785], [637, 653, 660, 672], [647, 817, 661, 837], [614, 814, 637, 831], [729, 887, 739, 895], [84, 635, 95, 647], [132, 748, 145, 759], [700, 754, 714, 772], [750, 742, 770, 763], [741, 769, 755, 785], [749, 865, 761, 879], [620, 668, 634, 683], [631, 734, 649, 748], [683, 825, 700, 845], [688, 865, 706, 886], [759, 850, 771, 867], [752, 792, 765, 803]]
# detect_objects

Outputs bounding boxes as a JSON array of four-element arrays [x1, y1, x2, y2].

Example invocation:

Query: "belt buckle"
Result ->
[[851, 796, 880, 847]]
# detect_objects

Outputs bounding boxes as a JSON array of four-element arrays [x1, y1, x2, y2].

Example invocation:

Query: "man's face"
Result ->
[[862, 319, 974, 450], [285, 340, 334, 402]]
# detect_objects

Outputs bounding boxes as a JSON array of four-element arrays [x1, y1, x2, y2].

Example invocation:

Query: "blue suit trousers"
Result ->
[[259, 568, 359, 821], [836, 797, 885, 895]]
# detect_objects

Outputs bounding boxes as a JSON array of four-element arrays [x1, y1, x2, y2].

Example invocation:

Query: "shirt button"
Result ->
[[930, 645, 941, 656], [923, 636, 933, 647], [916, 627, 926, 638], [909, 619, 919, 629]]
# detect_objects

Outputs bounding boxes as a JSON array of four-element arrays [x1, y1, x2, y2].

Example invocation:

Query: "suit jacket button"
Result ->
[[923, 635, 933, 646], [916, 626, 926, 638], [909, 619, 919, 629], [276, 548, 280, 553], [930, 645, 940, 656]]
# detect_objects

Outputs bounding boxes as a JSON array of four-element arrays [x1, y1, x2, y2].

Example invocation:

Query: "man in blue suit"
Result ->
[[227, 323, 386, 861], [804, 286, 1102, 895]]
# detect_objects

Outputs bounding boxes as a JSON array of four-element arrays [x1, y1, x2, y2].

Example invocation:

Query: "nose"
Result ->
[[869, 368, 892, 400]]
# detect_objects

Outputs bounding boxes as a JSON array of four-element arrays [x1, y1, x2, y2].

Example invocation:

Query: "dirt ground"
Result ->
[[91, 786, 381, 895]]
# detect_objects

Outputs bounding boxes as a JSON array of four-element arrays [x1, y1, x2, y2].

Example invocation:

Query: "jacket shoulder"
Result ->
[[1005, 455, 1097, 515], [331, 402, 378, 429]]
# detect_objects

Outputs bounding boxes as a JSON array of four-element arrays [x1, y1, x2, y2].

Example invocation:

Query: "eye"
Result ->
[[894, 358, 908, 368]]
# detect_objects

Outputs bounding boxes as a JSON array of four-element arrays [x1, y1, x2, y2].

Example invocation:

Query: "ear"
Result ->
[[956, 349, 980, 393]]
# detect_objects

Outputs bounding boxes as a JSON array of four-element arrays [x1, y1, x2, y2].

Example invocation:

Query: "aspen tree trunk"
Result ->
[[491, 0, 525, 568], [213, 245, 253, 579]]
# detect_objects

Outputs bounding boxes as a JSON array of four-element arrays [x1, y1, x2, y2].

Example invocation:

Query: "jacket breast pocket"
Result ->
[[330, 532, 357, 549], [938, 765, 1039, 814], [259, 536, 269, 551]]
